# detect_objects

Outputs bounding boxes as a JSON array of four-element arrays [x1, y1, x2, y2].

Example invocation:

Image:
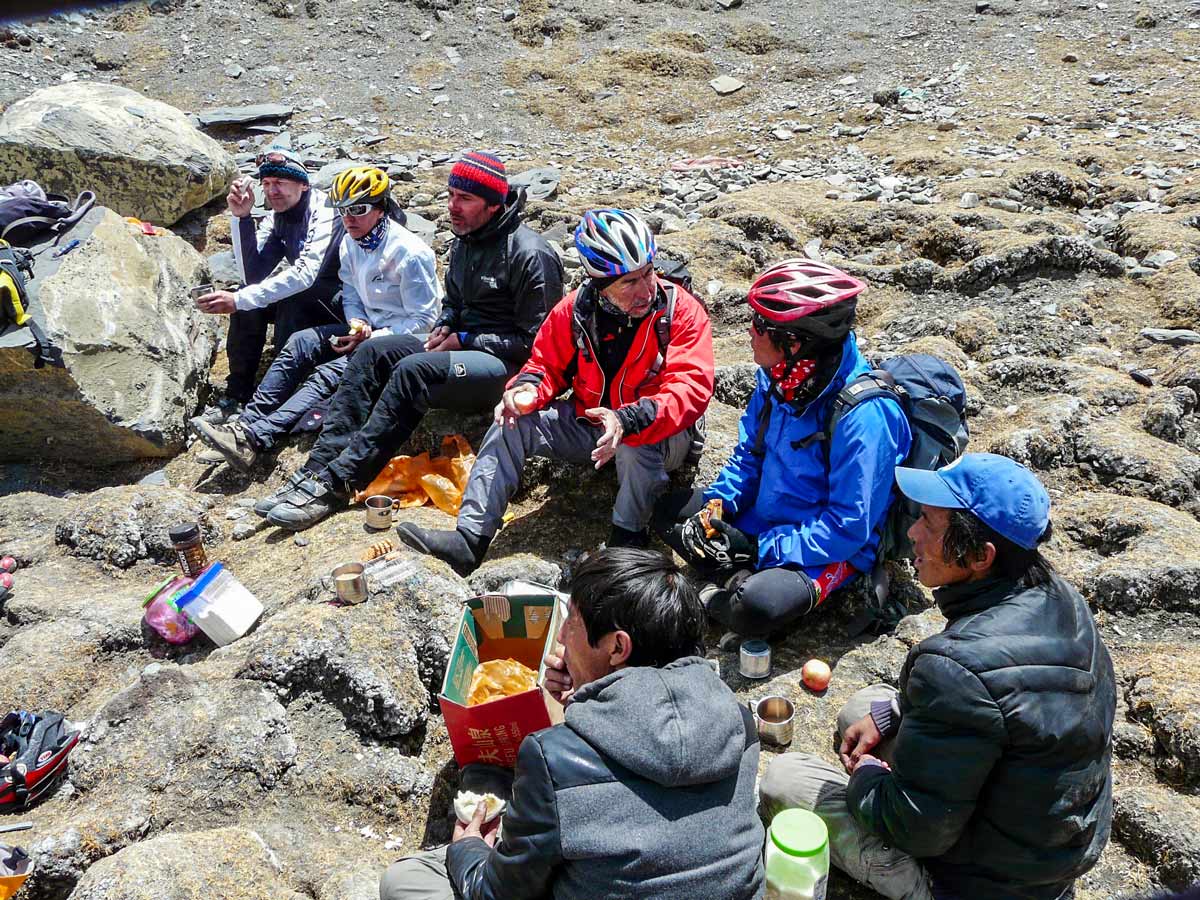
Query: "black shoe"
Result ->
[[254, 469, 309, 518], [606, 524, 650, 549], [395, 523, 488, 576], [266, 475, 347, 531]]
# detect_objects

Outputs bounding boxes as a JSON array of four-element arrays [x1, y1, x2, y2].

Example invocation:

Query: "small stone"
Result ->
[[225, 64, 244, 79], [294, 536, 310, 548], [232, 523, 256, 541], [716, 0, 743, 8], [960, 192, 981, 208], [502, 7, 516, 19], [1142, 250, 1178, 269], [986, 197, 1021, 213], [226, 508, 248, 521], [709, 75, 745, 96], [1088, 73, 1111, 86], [771, 127, 794, 141], [1062, 52, 1078, 62]]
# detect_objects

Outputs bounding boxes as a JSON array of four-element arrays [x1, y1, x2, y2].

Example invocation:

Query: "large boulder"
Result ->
[[0, 83, 237, 225], [0, 207, 220, 463]]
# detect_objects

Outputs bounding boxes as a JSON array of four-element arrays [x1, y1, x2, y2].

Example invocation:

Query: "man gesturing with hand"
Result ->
[[397, 209, 714, 576]]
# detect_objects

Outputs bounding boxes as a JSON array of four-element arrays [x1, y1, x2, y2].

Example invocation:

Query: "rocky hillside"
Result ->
[[1, 0, 1200, 897]]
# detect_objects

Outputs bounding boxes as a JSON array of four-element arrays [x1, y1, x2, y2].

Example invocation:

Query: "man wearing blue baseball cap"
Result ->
[[761, 453, 1116, 900]]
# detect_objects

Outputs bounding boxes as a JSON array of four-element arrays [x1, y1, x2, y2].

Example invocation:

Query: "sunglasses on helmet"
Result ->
[[338, 203, 375, 218], [255, 151, 295, 167]]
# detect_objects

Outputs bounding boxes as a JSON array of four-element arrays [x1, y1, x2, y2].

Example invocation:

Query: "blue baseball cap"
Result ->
[[895, 453, 1051, 550]]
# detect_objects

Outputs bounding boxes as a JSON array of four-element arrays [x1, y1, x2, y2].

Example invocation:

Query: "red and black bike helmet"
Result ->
[[747, 259, 865, 355]]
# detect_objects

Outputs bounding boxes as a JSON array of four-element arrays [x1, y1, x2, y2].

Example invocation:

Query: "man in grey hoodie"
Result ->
[[379, 548, 766, 900]]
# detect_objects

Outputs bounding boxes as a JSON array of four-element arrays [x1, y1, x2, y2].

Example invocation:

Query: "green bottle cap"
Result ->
[[770, 809, 829, 858]]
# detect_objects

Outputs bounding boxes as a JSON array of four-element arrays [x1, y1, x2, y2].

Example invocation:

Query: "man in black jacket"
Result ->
[[262, 151, 564, 530], [379, 548, 766, 900], [760, 453, 1115, 900]]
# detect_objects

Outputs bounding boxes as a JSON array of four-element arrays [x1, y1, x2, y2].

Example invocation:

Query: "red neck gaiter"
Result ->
[[769, 358, 817, 402]]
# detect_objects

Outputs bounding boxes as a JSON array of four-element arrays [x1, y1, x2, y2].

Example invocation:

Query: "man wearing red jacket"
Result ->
[[398, 209, 714, 575]]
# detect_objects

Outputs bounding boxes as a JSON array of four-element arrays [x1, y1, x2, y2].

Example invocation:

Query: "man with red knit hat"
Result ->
[[263, 150, 565, 530]]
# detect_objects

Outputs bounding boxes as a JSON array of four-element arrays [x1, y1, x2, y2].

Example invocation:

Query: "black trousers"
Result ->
[[306, 333, 517, 491], [653, 487, 821, 638], [224, 276, 343, 403]]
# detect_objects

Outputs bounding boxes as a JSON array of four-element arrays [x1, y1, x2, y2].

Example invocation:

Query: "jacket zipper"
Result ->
[[616, 311, 658, 406], [576, 304, 605, 410]]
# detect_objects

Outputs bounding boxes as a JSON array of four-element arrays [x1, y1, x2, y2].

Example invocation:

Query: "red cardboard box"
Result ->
[[439, 581, 566, 767]]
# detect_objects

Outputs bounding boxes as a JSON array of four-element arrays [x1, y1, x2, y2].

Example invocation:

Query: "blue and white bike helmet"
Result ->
[[573, 209, 656, 278]]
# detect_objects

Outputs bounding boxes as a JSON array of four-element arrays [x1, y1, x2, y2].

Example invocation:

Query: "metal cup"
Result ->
[[190, 283, 214, 301], [753, 695, 795, 747], [739, 639, 771, 679], [364, 495, 394, 530], [331, 562, 367, 605]]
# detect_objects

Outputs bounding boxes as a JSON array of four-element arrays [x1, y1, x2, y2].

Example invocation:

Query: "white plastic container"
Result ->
[[175, 562, 263, 646], [764, 808, 829, 900]]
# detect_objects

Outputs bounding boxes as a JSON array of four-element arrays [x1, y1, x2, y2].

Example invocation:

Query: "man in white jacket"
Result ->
[[194, 146, 345, 421], [192, 166, 440, 471]]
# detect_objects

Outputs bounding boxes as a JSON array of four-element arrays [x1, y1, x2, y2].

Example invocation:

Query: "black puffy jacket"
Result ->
[[435, 187, 564, 365], [446, 658, 765, 900], [847, 574, 1115, 900]]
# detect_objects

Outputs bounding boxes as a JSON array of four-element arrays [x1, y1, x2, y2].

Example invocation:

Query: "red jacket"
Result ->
[[510, 278, 715, 447]]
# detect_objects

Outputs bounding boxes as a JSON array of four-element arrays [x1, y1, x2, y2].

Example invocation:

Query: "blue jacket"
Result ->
[[705, 335, 911, 572]]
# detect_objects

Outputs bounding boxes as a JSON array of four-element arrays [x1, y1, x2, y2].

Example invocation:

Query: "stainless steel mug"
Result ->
[[189, 283, 214, 300], [739, 639, 771, 679], [753, 695, 795, 747], [332, 562, 367, 604], [364, 495, 394, 530]]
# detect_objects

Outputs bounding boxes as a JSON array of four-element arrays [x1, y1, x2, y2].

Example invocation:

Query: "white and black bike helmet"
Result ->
[[573, 209, 657, 279]]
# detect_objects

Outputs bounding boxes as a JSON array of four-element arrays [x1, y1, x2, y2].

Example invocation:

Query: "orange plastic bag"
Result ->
[[352, 434, 477, 516], [467, 658, 539, 706]]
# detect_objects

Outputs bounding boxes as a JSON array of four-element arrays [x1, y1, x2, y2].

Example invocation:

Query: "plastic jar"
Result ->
[[764, 808, 830, 900], [168, 523, 207, 578], [175, 562, 263, 646]]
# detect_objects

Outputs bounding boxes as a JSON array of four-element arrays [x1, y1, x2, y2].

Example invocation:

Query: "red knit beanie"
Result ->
[[448, 151, 508, 206]]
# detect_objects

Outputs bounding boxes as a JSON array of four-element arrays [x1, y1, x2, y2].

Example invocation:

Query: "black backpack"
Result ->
[[0, 187, 95, 248]]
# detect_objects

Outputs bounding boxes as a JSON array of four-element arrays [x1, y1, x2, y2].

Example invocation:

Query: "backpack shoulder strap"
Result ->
[[749, 391, 773, 458], [654, 284, 676, 356], [788, 370, 904, 453]]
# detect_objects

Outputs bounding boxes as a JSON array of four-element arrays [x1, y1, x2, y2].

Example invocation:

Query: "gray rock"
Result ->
[[1141, 328, 1200, 347], [0, 84, 236, 225], [1127, 651, 1200, 785], [0, 207, 220, 463], [714, 363, 758, 407], [710, 75, 745, 96], [502, 7, 516, 19], [1113, 784, 1200, 889], [510, 166, 560, 201], [54, 485, 220, 569], [195, 103, 294, 127], [313, 160, 361, 191], [985, 197, 1022, 213], [1143, 250, 1179, 269], [1142, 387, 1196, 443], [233, 565, 469, 740], [467, 555, 564, 594], [402, 211, 437, 247], [232, 522, 257, 540], [206, 250, 241, 285], [959, 192, 980, 209]]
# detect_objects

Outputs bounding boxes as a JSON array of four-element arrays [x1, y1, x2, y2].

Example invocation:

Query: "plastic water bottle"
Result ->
[[764, 808, 829, 900]]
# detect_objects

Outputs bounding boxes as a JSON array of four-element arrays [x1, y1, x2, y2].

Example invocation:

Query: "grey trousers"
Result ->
[[759, 685, 935, 900], [457, 399, 696, 539], [379, 847, 453, 900]]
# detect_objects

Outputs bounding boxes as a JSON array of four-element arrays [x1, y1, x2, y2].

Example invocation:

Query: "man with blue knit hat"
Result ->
[[194, 145, 346, 422], [760, 453, 1115, 900]]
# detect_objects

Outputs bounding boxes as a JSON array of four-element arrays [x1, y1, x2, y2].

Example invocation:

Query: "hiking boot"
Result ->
[[395, 523, 489, 576], [192, 420, 258, 471], [254, 469, 309, 518], [606, 524, 650, 549], [192, 396, 244, 427], [266, 475, 347, 531], [196, 447, 226, 465]]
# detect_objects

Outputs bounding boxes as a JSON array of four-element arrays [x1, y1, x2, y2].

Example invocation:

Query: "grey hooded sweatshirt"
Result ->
[[447, 656, 766, 900]]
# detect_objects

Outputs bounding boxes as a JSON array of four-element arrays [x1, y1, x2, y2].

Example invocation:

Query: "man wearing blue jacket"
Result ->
[[656, 259, 910, 638]]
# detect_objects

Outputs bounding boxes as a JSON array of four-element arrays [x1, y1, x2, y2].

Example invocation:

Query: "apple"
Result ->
[[514, 389, 537, 414], [0, 573, 12, 591], [801, 658, 832, 692], [0, 556, 14, 573]]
